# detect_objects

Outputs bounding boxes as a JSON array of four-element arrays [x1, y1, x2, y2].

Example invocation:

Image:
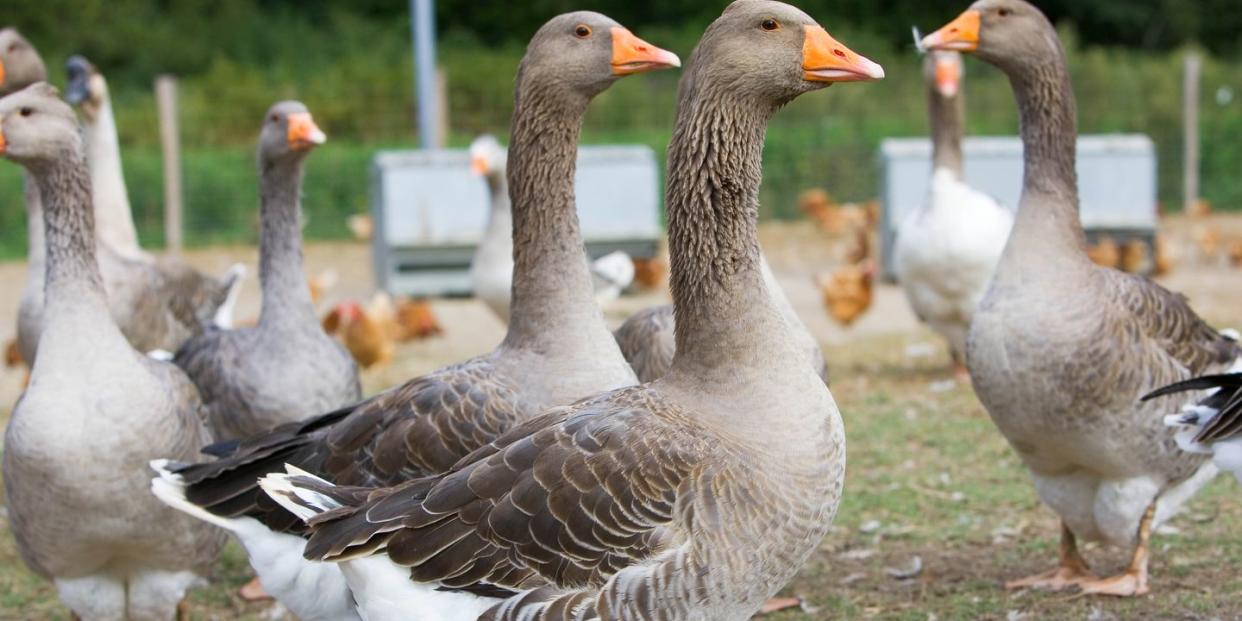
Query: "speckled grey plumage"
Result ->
[[277, 3, 862, 619], [0, 83, 225, 620], [954, 0, 1238, 550], [615, 255, 827, 383], [174, 102, 360, 440]]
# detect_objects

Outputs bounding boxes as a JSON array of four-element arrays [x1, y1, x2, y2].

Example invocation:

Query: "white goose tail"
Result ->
[[149, 460, 361, 621]]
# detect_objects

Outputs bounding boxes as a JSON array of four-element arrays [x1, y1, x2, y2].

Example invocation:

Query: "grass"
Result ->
[[0, 328, 1238, 619]]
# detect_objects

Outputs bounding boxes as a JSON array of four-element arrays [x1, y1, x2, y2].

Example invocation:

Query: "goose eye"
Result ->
[[998, 7, 1013, 16], [19, 107, 33, 117], [574, 25, 592, 38], [270, 113, 280, 123], [7, 43, 17, 53], [760, 19, 780, 31]]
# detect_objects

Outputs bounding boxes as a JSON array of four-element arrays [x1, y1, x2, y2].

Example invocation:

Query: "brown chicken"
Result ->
[[1119, 238, 1150, 274], [817, 261, 875, 327], [631, 256, 668, 290], [307, 269, 339, 306], [1229, 239, 1242, 268], [1087, 235, 1120, 269], [1197, 226, 1220, 262], [1152, 234, 1176, 276], [4, 339, 21, 369], [333, 300, 394, 369], [394, 298, 442, 340], [799, 189, 870, 236]]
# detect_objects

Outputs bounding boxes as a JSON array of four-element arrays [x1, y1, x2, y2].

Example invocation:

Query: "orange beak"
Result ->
[[803, 26, 885, 83], [610, 27, 680, 76], [0, 59, 6, 88], [470, 155, 488, 175], [287, 112, 326, 150], [922, 10, 981, 52], [0, 125, 6, 155], [934, 55, 961, 97]]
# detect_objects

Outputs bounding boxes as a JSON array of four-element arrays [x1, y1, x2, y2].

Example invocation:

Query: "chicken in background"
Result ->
[[1228, 239, 1242, 268], [817, 261, 875, 327], [4, 339, 21, 369], [1197, 225, 1220, 263], [798, 189, 871, 236], [1153, 234, 1177, 276], [631, 255, 668, 290], [1086, 234, 1120, 269], [322, 292, 442, 369], [395, 298, 442, 339], [1119, 238, 1151, 274], [332, 300, 394, 370]]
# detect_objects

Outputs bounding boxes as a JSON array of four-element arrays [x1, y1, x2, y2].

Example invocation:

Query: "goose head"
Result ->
[[64, 55, 108, 121], [686, 0, 884, 108], [921, 0, 1058, 71], [518, 12, 680, 105], [258, 101, 326, 163], [468, 134, 506, 178], [925, 50, 963, 99], [0, 82, 80, 167], [0, 28, 47, 97]]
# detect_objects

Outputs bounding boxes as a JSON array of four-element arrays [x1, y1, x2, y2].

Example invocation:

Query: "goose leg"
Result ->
[[1077, 502, 1155, 597], [238, 576, 272, 601], [1005, 522, 1097, 591]]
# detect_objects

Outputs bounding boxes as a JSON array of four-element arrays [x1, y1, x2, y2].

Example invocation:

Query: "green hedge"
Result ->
[[1, 27, 1240, 259]]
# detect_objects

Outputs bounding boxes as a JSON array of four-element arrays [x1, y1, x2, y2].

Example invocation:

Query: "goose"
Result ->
[[468, 133, 636, 324], [63, 55, 244, 331], [0, 82, 227, 621], [170, 101, 361, 441], [1, 31, 240, 368], [615, 255, 828, 382], [150, 15, 678, 621], [1, 27, 50, 368], [923, 0, 1239, 596], [893, 49, 1011, 375], [260, 3, 882, 618]]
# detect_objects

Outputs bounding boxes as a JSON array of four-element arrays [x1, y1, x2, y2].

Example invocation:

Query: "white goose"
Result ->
[[893, 49, 1011, 374]]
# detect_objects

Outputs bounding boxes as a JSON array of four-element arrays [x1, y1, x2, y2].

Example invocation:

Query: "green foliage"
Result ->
[[1, 3, 1241, 259]]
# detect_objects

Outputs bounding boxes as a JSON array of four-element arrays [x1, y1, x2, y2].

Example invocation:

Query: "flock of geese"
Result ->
[[0, 0, 1240, 619]]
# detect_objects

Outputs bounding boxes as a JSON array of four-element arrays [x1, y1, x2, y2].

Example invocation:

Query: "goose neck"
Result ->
[[999, 44, 1089, 265], [84, 95, 141, 254], [23, 170, 45, 270], [257, 155, 316, 327], [664, 86, 797, 380], [500, 75, 603, 351], [31, 154, 108, 310], [929, 87, 964, 177]]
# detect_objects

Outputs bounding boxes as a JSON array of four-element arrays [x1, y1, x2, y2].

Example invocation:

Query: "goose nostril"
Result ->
[[833, 49, 846, 58]]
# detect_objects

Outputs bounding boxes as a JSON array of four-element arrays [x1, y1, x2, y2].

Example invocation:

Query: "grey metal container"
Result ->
[[879, 134, 1158, 280], [370, 145, 663, 297]]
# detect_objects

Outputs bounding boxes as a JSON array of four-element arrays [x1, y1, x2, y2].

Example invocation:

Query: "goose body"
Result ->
[[261, 4, 880, 618], [1, 83, 226, 620], [151, 17, 678, 619], [171, 102, 360, 441], [468, 134, 636, 324], [895, 51, 1010, 366], [895, 168, 1010, 361], [924, 0, 1237, 596]]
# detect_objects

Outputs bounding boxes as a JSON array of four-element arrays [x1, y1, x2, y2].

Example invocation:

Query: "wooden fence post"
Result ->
[[1182, 53, 1200, 214], [156, 75, 183, 252]]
